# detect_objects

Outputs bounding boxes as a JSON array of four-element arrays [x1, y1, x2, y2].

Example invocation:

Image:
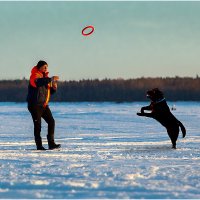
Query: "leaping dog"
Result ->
[[137, 88, 186, 149]]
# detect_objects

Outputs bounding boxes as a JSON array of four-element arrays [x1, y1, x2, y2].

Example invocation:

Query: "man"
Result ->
[[27, 60, 61, 150]]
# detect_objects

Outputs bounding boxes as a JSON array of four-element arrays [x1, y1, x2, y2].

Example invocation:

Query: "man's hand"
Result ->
[[51, 76, 59, 82]]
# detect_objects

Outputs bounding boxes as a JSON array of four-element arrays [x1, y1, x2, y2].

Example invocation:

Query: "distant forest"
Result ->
[[1, 77, 200, 102]]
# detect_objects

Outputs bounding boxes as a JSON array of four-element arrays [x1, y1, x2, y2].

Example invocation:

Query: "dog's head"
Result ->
[[146, 88, 164, 102]]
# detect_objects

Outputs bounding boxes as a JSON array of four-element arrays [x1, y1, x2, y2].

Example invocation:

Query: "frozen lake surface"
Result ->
[[0, 102, 200, 198]]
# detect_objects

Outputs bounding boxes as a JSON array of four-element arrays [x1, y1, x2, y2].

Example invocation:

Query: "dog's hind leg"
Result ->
[[167, 127, 179, 149]]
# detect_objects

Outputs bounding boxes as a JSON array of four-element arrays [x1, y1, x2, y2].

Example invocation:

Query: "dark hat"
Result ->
[[36, 60, 48, 69]]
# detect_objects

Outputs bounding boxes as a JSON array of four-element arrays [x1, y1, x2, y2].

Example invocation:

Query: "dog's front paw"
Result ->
[[141, 109, 144, 113], [137, 112, 143, 116]]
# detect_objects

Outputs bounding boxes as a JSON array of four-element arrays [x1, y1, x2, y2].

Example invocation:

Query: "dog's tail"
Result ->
[[178, 121, 186, 138]]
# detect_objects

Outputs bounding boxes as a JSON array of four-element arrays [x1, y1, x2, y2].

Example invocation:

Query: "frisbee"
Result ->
[[82, 25, 94, 36]]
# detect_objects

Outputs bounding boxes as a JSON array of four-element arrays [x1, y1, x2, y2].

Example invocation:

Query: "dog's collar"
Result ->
[[153, 98, 165, 104]]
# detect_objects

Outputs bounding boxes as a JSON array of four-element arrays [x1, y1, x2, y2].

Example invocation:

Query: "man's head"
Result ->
[[146, 88, 164, 102], [37, 60, 48, 73]]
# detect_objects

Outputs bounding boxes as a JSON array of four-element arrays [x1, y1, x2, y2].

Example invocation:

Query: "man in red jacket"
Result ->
[[27, 60, 61, 150]]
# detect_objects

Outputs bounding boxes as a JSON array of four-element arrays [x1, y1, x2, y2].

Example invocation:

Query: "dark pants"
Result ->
[[28, 105, 55, 147]]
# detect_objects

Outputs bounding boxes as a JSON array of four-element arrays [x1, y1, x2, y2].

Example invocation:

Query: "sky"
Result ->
[[0, 1, 200, 80]]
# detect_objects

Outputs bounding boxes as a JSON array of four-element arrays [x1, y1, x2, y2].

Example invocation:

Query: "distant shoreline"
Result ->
[[1, 77, 200, 102]]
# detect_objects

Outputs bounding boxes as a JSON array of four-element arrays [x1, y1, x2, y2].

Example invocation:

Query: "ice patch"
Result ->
[[125, 173, 145, 180], [63, 181, 86, 188], [0, 188, 9, 192], [30, 180, 49, 185]]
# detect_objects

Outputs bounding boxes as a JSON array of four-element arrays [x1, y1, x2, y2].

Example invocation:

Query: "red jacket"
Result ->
[[27, 66, 56, 107]]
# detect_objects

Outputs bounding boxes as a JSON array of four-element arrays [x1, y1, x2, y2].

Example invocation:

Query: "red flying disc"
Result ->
[[82, 25, 94, 36]]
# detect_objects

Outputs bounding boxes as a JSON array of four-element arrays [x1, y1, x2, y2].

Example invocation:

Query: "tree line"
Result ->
[[0, 77, 200, 102]]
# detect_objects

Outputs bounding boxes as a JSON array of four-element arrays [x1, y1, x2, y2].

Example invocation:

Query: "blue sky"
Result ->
[[0, 1, 200, 80]]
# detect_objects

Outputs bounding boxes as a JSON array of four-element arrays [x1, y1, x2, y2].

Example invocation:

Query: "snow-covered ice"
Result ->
[[0, 102, 200, 198]]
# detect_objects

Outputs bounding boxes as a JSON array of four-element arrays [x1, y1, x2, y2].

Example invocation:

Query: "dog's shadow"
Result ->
[[125, 145, 173, 154]]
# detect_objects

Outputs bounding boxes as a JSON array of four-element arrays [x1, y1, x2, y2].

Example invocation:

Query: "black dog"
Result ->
[[137, 88, 186, 149]]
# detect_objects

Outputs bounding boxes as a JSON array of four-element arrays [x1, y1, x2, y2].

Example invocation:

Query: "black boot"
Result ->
[[36, 140, 46, 150], [172, 144, 176, 149], [48, 141, 61, 150], [37, 146, 46, 150]]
